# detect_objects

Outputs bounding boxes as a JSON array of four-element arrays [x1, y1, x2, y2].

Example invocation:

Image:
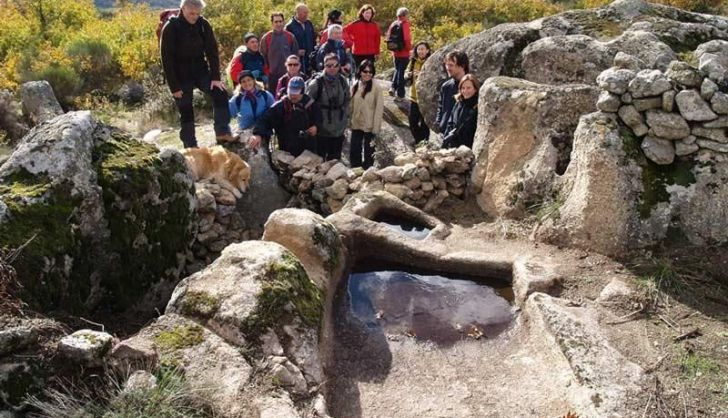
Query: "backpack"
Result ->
[[386, 22, 405, 51], [265, 30, 295, 51], [308, 45, 321, 72], [156, 9, 179, 42]]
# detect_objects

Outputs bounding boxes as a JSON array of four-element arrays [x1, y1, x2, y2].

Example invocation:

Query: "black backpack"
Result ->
[[308, 45, 321, 72], [386, 22, 405, 51]]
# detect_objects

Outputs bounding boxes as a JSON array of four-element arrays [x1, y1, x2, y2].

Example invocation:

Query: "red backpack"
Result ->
[[156, 9, 179, 42]]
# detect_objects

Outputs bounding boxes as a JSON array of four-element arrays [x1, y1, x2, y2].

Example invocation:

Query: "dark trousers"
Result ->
[[408, 102, 430, 144], [391, 57, 409, 98], [280, 132, 316, 157], [269, 72, 284, 93], [350, 130, 375, 169], [353, 54, 376, 71], [174, 72, 231, 148], [316, 135, 344, 161]]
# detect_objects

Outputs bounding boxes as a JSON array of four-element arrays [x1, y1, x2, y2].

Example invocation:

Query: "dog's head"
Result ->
[[226, 153, 251, 193]]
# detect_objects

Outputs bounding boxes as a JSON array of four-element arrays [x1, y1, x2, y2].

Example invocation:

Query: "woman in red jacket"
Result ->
[[344, 4, 381, 70]]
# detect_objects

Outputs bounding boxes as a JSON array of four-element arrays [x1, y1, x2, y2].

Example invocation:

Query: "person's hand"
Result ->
[[210, 80, 227, 92], [306, 126, 317, 136], [172, 90, 183, 98], [298, 49, 306, 56], [248, 135, 262, 150]]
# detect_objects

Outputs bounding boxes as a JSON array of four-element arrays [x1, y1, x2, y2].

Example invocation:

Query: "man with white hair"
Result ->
[[285, 3, 316, 74], [315, 24, 351, 75], [160, 0, 232, 147], [386, 7, 412, 101]]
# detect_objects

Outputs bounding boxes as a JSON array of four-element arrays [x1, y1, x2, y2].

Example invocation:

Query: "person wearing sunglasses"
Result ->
[[275, 55, 308, 100], [260, 12, 299, 92], [306, 53, 351, 160], [349, 60, 383, 169]]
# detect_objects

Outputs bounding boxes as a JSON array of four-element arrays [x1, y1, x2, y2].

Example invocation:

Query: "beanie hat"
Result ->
[[244, 33, 258, 43]]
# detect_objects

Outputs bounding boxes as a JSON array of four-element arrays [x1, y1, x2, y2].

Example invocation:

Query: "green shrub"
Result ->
[[28, 64, 82, 107], [67, 38, 117, 90]]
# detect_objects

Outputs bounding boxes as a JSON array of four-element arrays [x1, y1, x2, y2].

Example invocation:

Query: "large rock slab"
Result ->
[[535, 112, 642, 257], [525, 293, 646, 417], [471, 77, 598, 218], [263, 208, 345, 289], [113, 314, 253, 417], [0, 112, 196, 315]]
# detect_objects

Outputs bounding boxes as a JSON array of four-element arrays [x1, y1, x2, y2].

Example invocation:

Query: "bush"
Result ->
[[67, 38, 117, 90], [28, 65, 82, 107]]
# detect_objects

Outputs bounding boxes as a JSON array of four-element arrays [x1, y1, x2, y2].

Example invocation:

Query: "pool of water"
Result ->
[[372, 212, 431, 240], [345, 270, 515, 345]]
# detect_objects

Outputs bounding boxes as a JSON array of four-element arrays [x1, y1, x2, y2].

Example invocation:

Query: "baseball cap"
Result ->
[[288, 76, 305, 95], [238, 70, 255, 84]]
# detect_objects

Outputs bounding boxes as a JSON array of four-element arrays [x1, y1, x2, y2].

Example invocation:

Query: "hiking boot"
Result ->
[[216, 134, 235, 144]]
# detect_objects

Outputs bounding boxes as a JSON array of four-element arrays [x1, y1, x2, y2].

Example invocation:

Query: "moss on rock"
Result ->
[[179, 291, 220, 319], [93, 129, 196, 311], [619, 124, 697, 219], [0, 169, 87, 310], [154, 324, 205, 351], [312, 222, 341, 274], [241, 252, 324, 338]]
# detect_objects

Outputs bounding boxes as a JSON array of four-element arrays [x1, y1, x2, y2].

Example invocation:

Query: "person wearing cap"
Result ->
[[229, 70, 275, 136], [275, 55, 308, 100], [250, 76, 321, 157], [285, 3, 316, 74], [386, 7, 412, 101], [160, 0, 232, 147], [227, 33, 269, 88], [261, 12, 299, 93], [319, 9, 352, 49], [306, 53, 350, 160]]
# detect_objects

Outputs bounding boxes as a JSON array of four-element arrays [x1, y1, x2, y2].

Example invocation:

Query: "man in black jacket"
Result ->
[[435, 50, 469, 134], [249, 77, 321, 157], [160, 0, 232, 148]]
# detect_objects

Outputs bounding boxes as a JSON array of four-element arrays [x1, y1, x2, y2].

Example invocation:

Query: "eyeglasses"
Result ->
[[361, 70, 373, 74], [287, 63, 300, 66], [325, 63, 339, 68]]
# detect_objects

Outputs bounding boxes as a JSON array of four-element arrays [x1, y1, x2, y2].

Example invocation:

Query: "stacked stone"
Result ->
[[595, 41, 728, 165], [190, 180, 249, 269], [273, 146, 474, 215]]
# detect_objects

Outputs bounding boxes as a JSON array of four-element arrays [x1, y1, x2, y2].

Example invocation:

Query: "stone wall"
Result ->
[[272, 147, 474, 215], [596, 42, 728, 164]]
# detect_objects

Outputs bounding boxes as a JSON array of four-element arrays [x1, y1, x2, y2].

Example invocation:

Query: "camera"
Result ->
[[298, 130, 309, 140]]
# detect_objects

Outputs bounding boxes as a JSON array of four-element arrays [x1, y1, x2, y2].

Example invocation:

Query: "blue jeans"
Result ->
[[174, 72, 231, 148], [391, 57, 409, 99]]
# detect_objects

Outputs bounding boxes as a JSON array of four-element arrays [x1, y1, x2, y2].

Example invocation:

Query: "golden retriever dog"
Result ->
[[182, 146, 251, 198]]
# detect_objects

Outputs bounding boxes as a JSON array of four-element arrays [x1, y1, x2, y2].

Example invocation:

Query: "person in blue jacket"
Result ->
[[285, 3, 316, 74], [229, 70, 275, 136]]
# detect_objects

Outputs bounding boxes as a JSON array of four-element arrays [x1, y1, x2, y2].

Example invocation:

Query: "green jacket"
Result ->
[[305, 74, 351, 137]]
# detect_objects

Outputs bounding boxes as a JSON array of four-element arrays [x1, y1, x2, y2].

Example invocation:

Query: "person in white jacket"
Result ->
[[349, 60, 383, 168]]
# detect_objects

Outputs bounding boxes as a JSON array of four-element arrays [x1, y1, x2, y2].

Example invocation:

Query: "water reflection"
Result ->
[[347, 271, 515, 345]]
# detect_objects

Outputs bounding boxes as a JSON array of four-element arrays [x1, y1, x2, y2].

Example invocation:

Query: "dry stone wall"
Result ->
[[597, 40, 728, 164], [272, 147, 474, 216]]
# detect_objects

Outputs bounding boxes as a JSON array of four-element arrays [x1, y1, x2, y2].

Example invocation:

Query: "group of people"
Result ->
[[160, 0, 480, 170]]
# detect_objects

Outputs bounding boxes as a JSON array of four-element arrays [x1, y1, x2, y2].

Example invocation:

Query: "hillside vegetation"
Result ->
[[0, 0, 725, 108]]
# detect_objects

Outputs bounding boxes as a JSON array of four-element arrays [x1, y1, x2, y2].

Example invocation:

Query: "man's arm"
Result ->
[[202, 18, 221, 81], [160, 22, 180, 93]]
